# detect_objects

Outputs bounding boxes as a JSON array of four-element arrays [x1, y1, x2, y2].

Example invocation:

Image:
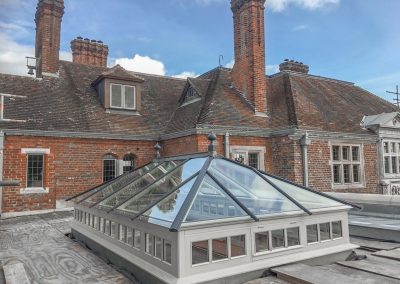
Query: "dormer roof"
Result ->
[[91, 64, 145, 87], [361, 112, 400, 129]]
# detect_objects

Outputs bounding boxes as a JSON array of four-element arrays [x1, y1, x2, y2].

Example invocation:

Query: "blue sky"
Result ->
[[0, 0, 399, 102]]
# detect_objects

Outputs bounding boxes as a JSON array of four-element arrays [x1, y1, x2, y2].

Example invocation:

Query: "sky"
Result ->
[[0, 0, 399, 102]]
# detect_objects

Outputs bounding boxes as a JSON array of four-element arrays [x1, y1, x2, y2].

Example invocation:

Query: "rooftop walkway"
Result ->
[[245, 237, 400, 284], [0, 211, 134, 284]]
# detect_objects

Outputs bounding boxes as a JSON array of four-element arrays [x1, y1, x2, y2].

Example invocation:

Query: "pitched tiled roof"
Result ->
[[0, 61, 397, 138], [0, 61, 186, 137]]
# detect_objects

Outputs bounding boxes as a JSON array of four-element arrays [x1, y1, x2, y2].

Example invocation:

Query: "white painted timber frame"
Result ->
[[229, 146, 266, 171], [20, 148, 50, 194], [328, 142, 365, 190]]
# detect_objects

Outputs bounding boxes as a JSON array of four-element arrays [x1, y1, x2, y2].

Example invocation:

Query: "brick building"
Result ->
[[0, 0, 398, 216]]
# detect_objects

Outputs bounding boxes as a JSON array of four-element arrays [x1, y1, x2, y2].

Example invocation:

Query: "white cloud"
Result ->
[[115, 54, 166, 76], [225, 59, 235, 69], [267, 0, 340, 12], [0, 32, 71, 77], [293, 24, 310, 31], [173, 71, 198, 79], [266, 64, 280, 74]]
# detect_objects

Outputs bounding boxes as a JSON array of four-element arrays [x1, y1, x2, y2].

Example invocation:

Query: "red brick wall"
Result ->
[[2, 135, 154, 213], [307, 140, 379, 193], [268, 136, 303, 183]]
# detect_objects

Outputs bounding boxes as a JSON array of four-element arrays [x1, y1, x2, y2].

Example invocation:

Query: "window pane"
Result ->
[[384, 142, 389, 154], [93, 216, 99, 230], [343, 165, 350, 183], [332, 146, 340, 161], [155, 237, 163, 259], [332, 221, 343, 239], [111, 84, 122, 107], [307, 224, 318, 243], [163, 240, 172, 264], [353, 165, 360, 183], [134, 230, 141, 249], [231, 235, 246, 257], [145, 233, 154, 255], [192, 240, 209, 265], [391, 142, 397, 153], [99, 217, 105, 232], [233, 152, 245, 164], [319, 223, 331, 241], [124, 86, 135, 109], [111, 221, 117, 238], [119, 225, 126, 242], [105, 219, 111, 236], [248, 153, 259, 169], [392, 157, 397, 174], [123, 155, 135, 174], [127, 228, 133, 246], [271, 229, 285, 249], [212, 238, 228, 261], [103, 158, 116, 182], [255, 232, 269, 253], [385, 157, 390, 174], [342, 147, 350, 161], [352, 147, 359, 161], [333, 165, 341, 184], [27, 154, 44, 188], [287, 227, 300, 247]]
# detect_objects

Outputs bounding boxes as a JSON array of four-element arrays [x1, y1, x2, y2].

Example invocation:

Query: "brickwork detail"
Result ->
[[71, 37, 109, 67], [2, 136, 154, 213], [231, 0, 267, 113], [35, 0, 65, 75]]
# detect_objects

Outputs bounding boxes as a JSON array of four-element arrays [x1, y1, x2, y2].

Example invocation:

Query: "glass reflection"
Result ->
[[98, 161, 183, 208], [116, 158, 206, 214], [208, 159, 301, 215], [265, 175, 343, 210], [78, 162, 158, 205]]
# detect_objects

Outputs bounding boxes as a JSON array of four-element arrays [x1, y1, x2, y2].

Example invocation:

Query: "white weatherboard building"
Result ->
[[70, 137, 358, 284]]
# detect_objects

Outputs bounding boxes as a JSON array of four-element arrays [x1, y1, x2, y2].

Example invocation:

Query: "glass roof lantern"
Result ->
[[68, 133, 354, 232]]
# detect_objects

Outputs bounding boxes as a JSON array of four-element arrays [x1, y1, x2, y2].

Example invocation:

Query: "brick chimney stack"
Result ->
[[71, 37, 109, 67], [231, 0, 267, 115], [35, 0, 65, 77]]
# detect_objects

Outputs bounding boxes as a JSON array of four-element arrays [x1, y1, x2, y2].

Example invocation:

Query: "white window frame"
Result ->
[[110, 83, 136, 110], [20, 148, 50, 194], [330, 143, 364, 189], [382, 140, 400, 178], [230, 146, 265, 171]]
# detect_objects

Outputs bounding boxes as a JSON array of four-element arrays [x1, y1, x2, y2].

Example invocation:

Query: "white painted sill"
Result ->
[[20, 187, 49, 194]]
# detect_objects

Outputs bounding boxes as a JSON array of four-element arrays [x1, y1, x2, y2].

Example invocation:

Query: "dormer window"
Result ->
[[110, 84, 136, 110], [91, 64, 144, 115]]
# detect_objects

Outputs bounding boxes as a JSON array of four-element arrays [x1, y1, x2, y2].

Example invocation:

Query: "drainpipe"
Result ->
[[0, 131, 4, 214], [300, 133, 311, 187], [224, 132, 230, 158]]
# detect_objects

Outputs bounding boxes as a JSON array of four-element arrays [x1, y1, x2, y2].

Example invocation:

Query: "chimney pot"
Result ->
[[279, 60, 309, 74]]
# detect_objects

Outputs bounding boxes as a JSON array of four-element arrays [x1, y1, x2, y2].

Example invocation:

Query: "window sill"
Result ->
[[106, 108, 140, 116], [20, 187, 49, 194], [332, 183, 365, 190]]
